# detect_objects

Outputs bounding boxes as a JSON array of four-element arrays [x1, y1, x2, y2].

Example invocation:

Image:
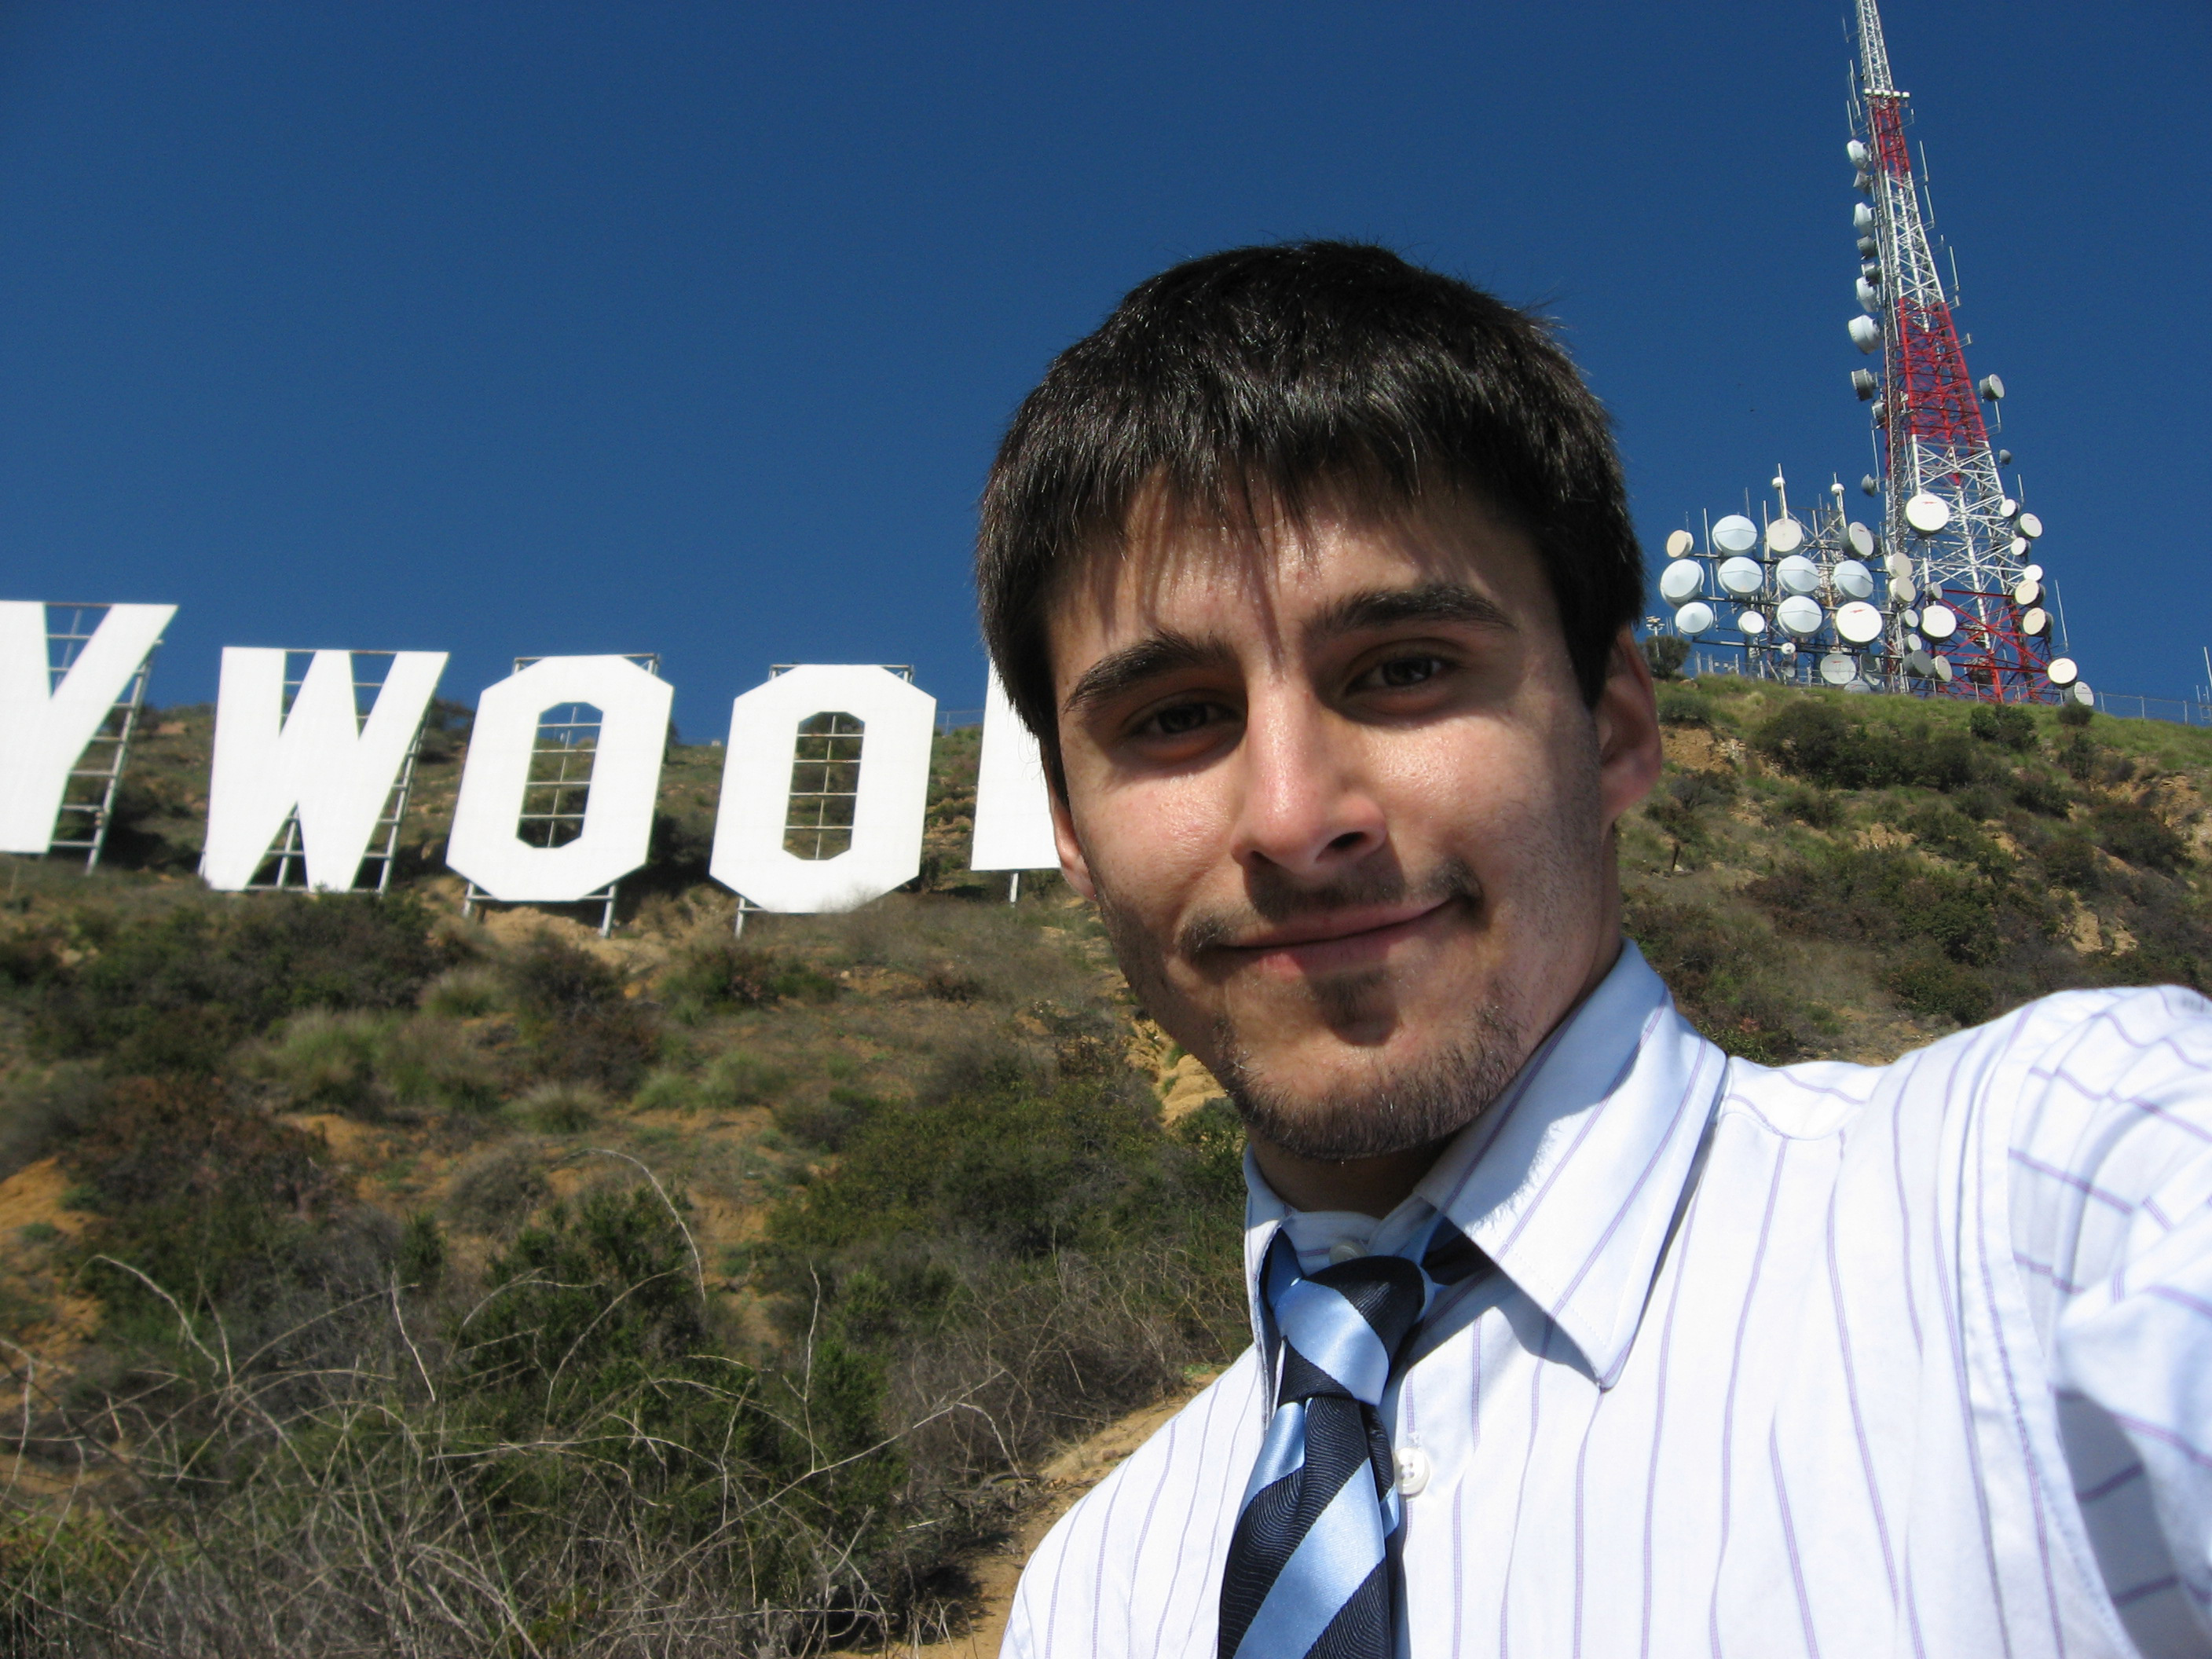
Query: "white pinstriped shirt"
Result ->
[[1002, 944, 2212, 1658]]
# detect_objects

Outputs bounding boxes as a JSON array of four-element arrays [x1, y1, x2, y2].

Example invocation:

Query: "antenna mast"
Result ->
[[1848, 0, 2061, 701]]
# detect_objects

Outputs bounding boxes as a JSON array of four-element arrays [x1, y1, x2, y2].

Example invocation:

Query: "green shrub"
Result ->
[[773, 1085, 882, 1151], [661, 936, 840, 1020], [445, 1144, 549, 1235], [1624, 894, 1816, 1062], [31, 894, 447, 1076], [1642, 635, 1691, 680], [2092, 801, 2189, 873], [1902, 804, 2012, 878], [1968, 704, 2037, 752], [1655, 685, 1712, 727], [2057, 699, 2095, 728], [247, 1009, 386, 1115], [509, 1080, 604, 1135], [1884, 950, 1995, 1026], [419, 965, 503, 1018], [2038, 833, 2100, 892], [502, 933, 659, 1093], [2011, 771, 2074, 817]]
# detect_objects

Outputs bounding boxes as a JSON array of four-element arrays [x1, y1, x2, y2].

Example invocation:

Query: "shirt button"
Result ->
[[1394, 1446, 1431, 1497], [1328, 1239, 1365, 1265]]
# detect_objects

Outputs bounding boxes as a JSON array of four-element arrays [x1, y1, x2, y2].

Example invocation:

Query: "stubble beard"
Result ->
[[1092, 754, 1606, 1164], [1095, 855, 1542, 1164]]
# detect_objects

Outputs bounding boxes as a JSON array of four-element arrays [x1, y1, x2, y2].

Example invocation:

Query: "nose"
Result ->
[[1229, 688, 1386, 881]]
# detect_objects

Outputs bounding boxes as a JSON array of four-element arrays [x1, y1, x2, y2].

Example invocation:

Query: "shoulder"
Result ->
[[1002, 1350, 1266, 1659], [1711, 985, 2212, 1146]]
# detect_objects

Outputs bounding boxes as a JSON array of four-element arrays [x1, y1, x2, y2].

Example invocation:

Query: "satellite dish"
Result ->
[[1712, 514, 1760, 554], [1820, 653, 1859, 687], [1659, 559, 1705, 602], [1833, 558, 1875, 599], [1932, 655, 1954, 683], [2021, 606, 2050, 636], [1718, 555, 1764, 595], [1851, 368, 1878, 399], [1920, 603, 1958, 640], [1848, 315, 1881, 353], [1846, 139, 1870, 169], [2012, 578, 2042, 607], [2009, 537, 2030, 560], [2022, 562, 2044, 582], [1664, 529, 1695, 559], [1856, 277, 1883, 313], [2074, 683, 2095, 706], [1766, 516, 1806, 555], [1777, 595, 1824, 636], [1775, 555, 1821, 594], [1978, 374, 2006, 401], [2000, 497, 2020, 519], [1834, 600, 1884, 643], [1778, 641, 1798, 657], [2046, 657, 2079, 687], [1903, 609, 1921, 629], [1847, 522, 1877, 558], [1906, 631, 1926, 653], [2016, 512, 2044, 540], [1738, 610, 1768, 639], [1854, 202, 1874, 233], [1904, 492, 1951, 533], [1892, 577, 1919, 608], [1904, 650, 1936, 679], [1885, 550, 1914, 580], [1998, 449, 2013, 466], [1861, 474, 1880, 496], [1675, 602, 1716, 636]]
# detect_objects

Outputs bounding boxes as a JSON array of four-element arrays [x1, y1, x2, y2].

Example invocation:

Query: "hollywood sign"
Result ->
[[1, 601, 1060, 913]]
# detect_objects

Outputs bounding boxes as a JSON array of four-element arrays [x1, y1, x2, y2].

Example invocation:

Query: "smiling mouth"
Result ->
[[1216, 899, 1459, 976]]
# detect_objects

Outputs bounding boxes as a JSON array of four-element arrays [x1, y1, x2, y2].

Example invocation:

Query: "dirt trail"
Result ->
[[844, 1370, 1217, 1659]]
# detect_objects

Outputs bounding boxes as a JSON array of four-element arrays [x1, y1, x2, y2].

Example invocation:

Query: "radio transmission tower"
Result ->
[[1847, 0, 2067, 701]]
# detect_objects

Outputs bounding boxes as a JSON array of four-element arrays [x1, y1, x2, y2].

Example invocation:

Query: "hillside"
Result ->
[[2, 684, 2208, 1654]]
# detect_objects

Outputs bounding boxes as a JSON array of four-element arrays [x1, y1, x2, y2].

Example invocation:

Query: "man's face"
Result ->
[[1046, 493, 1660, 1171]]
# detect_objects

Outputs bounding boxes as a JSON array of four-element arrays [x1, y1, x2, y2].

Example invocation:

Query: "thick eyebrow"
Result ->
[[1306, 581, 1517, 642], [1061, 631, 1235, 719]]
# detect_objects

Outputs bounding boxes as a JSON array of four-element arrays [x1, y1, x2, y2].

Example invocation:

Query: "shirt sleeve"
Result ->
[[2008, 984, 2212, 1653]]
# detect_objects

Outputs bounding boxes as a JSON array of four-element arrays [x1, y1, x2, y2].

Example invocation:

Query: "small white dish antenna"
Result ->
[[1904, 493, 1950, 534], [2046, 657, 2079, 687], [1738, 610, 1768, 639], [1674, 602, 1716, 636], [1932, 655, 1954, 683], [1778, 641, 1797, 657], [2022, 562, 2044, 582], [2000, 497, 2020, 519], [1904, 650, 1936, 679], [1847, 522, 1876, 558], [1892, 577, 1919, 608], [1834, 601, 1884, 643], [2021, 606, 2050, 636], [1884, 551, 1914, 580], [1848, 315, 1881, 353], [1906, 631, 1926, 653], [1711, 515, 1760, 555], [1717, 556, 1763, 596], [2016, 512, 2044, 540], [1920, 603, 1958, 640], [2009, 537, 2030, 559], [1847, 139, 1870, 168], [1854, 202, 1873, 233], [2073, 683, 2095, 706], [2012, 578, 2042, 607], [1659, 559, 1705, 602], [1856, 277, 1881, 312], [1819, 653, 1858, 687], [1765, 517, 1806, 555], [1775, 555, 1821, 595], [1776, 595, 1824, 636], [1903, 609, 1921, 629], [1664, 529, 1696, 559], [1833, 559, 1875, 600]]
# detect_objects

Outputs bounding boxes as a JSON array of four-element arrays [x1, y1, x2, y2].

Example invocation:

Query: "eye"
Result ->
[[1144, 701, 1220, 738], [1367, 654, 1448, 690]]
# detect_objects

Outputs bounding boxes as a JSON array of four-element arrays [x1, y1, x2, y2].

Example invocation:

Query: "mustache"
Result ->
[[1177, 856, 1481, 960]]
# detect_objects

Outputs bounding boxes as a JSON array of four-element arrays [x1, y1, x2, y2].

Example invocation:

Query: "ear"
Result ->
[[1595, 626, 1663, 826], [1047, 779, 1099, 903]]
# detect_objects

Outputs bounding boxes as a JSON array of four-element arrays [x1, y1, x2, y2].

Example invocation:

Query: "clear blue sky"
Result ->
[[2, 1, 2206, 734]]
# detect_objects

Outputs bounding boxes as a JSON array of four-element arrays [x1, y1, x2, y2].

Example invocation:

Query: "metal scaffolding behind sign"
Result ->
[[45, 604, 162, 871]]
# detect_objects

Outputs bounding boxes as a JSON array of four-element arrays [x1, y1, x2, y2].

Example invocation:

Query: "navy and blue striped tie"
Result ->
[[1218, 1227, 1482, 1659]]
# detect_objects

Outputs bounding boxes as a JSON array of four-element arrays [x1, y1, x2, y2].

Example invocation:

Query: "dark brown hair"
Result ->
[[976, 240, 1643, 767]]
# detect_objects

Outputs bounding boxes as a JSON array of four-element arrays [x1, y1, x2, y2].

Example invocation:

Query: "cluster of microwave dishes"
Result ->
[[1658, 489, 2086, 698]]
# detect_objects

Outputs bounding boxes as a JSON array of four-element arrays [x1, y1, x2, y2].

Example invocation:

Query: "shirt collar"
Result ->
[[1243, 940, 1726, 1389]]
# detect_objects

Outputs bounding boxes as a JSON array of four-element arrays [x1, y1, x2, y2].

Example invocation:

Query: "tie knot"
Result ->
[[1273, 1254, 1426, 1408]]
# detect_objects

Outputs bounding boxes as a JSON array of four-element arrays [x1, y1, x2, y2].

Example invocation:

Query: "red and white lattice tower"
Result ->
[[1848, 0, 2070, 702]]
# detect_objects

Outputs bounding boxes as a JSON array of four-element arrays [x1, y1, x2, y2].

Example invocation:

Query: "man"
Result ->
[[977, 242, 2212, 1658]]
